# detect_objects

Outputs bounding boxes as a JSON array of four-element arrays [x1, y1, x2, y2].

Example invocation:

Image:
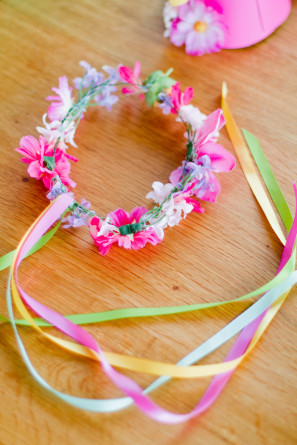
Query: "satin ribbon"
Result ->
[[169, 0, 188, 6], [0, 259, 292, 327], [2, 84, 291, 420], [210, 85, 296, 407], [221, 82, 287, 244], [7, 173, 292, 420], [7, 195, 297, 422]]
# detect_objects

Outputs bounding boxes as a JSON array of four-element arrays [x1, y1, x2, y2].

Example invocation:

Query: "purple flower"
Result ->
[[74, 61, 105, 90], [169, 0, 226, 56], [94, 85, 119, 111], [157, 92, 172, 115], [62, 198, 92, 228], [102, 65, 122, 84], [46, 178, 69, 200]]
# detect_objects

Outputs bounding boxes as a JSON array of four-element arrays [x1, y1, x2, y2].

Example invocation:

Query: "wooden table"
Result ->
[[1, 1, 297, 443]]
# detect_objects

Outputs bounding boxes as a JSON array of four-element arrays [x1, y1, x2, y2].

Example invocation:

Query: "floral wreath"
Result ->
[[16, 61, 235, 255], [163, 0, 226, 56]]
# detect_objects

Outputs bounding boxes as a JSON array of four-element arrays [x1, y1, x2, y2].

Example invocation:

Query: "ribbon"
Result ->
[[209, 84, 296, 409], [2, 85, 296, 423], [169, 0, 188, 6], [221, 82, 287, 245], [7, 173, 296, 420], [0, 216, 65, 273], [4, 187, 294, 379], [7, 196, 297, 421]]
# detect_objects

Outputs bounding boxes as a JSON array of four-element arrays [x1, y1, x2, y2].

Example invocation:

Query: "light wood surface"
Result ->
[[1, 1, 297, 444]]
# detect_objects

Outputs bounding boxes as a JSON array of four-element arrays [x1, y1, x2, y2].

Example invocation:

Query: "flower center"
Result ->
[[194, 21, 208, 33]]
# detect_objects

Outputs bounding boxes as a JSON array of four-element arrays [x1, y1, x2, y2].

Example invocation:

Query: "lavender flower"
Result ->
[[62, 198, 93, 228], [157, 92, 172, 115], [102, 65, 122, 84], [94, 85, 119, 111], [74, 61, 105, 90], [46, 178, 69, 200]]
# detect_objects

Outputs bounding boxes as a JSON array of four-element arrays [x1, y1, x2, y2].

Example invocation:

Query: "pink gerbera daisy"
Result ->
[[89, 207, 162, 255], [170, 0, 226, 56], [15, 135, 77, 189]]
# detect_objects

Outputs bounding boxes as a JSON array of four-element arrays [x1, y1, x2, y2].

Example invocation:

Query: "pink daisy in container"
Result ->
[[166, 0, 226, 56]]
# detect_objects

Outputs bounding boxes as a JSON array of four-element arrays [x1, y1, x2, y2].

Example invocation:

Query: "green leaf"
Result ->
[[43, 156, 56, 171], [144, 70, 176, 107]]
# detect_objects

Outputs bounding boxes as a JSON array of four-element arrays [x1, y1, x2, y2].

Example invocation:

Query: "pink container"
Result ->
[[219, 0, 292, 49]]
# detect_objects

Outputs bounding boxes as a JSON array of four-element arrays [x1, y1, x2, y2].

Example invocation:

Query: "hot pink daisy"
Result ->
[[47, 76, 73, 121], [89, 207, 162, 255], [15, 135, 77, 189], [170, 0, 226, 56]]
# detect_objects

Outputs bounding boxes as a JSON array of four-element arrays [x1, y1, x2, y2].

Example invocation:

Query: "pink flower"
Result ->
[[194, 109, 235, 172], [47, 76, 73, 121], [170, 81, 194, 114], [89, 207, 162, 255], [174, 184, 204, 213], [170, 108, 235, 202], [170, 0, 226, 56], [15, 135, 77, 189], [118, 61, 143, 95]]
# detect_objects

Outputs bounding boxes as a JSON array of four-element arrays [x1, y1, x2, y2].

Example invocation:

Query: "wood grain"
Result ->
[[1, 1, 297, 444]]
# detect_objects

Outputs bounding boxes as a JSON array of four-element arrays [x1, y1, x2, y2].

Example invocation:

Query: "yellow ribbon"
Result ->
[[169, 0, 188, 6], [221, 82, 286, 245]]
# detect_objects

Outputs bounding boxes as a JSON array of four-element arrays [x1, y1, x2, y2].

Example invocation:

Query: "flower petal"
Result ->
[[183, 86, 194, 105], [134, 61, 141, 79], [16, 136, 41, 162], [195, 109, 225, 146], [169, 166, 184, 186], [130, 206, 148, 223], [118, 66, 134, 83], [109, 208, 130, 226], [194, 172, 221, 202], [197, 142, 235, 172], [184, 197, 205, 213], [170, 21, 187, 47]]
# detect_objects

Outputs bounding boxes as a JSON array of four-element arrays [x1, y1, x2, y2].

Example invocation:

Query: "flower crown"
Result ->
[[16, 61, 235, 255]]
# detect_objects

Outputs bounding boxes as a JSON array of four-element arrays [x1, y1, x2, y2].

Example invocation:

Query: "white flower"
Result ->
[[149, 216, 168, 240], [148, 196, 193, 238], [163, 1, 178, 37], [146, 181, 174, 205], [97, 217, 118, 237], [36, 114, 77, 148], [178, 105, 207, 131], [162, 197, 193, 227]]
